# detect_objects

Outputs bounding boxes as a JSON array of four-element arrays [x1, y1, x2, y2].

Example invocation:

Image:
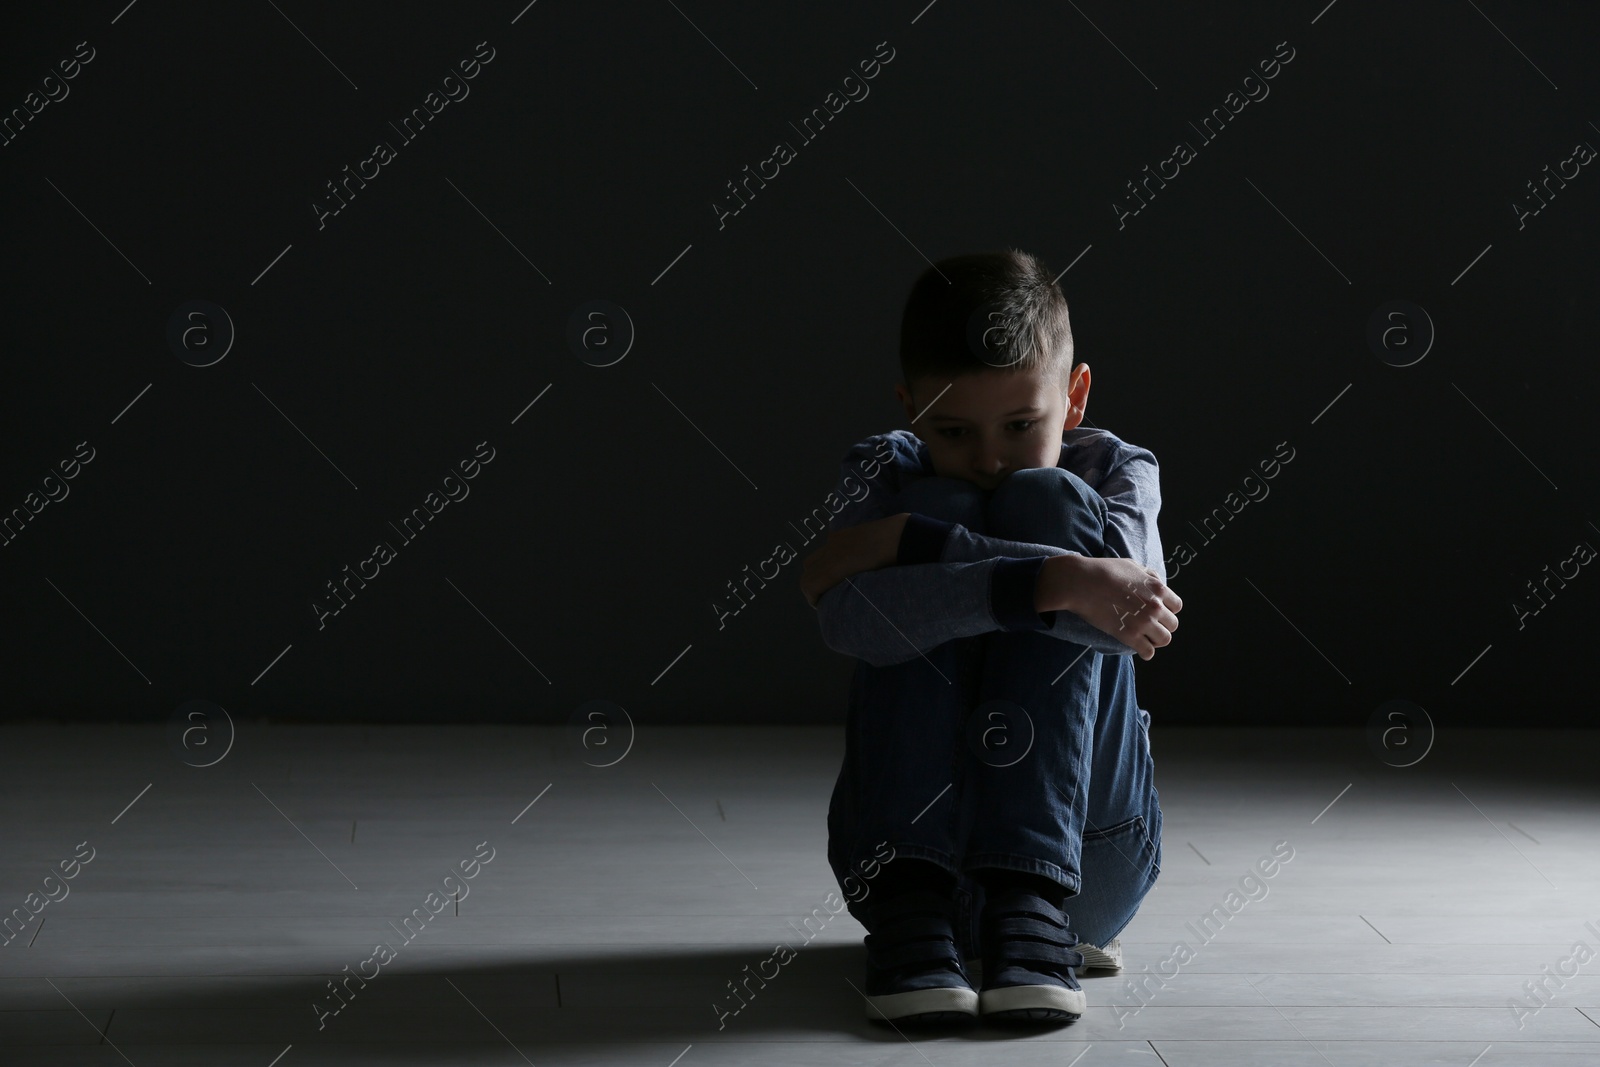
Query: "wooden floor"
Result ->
[[1, 722, 1597, 1065]]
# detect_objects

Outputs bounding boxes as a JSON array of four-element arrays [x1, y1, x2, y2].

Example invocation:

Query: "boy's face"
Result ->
[[895, 361, 1091, 491]]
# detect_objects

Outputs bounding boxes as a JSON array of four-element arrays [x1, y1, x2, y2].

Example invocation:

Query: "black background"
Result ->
[[2, 1, 1595, 727]]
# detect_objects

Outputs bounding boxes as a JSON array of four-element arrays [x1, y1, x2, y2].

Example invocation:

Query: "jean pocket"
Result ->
[[1083, 812, 1161, 885], [1083, 813, 1142, 843]]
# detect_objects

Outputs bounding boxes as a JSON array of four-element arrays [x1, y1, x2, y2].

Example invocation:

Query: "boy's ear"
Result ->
[[894, 383, 921, 430], [1060, 363, 1091, 432]]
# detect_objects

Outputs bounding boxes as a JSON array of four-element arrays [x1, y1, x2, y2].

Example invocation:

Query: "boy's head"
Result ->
[[894, 248, 1090, 491]]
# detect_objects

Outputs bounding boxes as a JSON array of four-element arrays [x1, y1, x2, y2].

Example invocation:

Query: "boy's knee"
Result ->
[[988, 466, 1106, 543], [892, 475, 987, 528]]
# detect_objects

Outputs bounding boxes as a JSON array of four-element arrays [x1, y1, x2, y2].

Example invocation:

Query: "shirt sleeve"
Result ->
[[858, 440, 1167, 661], [810, 433, 1167, 667], [1042, 442, 1166, 651], [894, 444, 1165, 579], [1096, 443, 1166, 585], [814, 558, 1029, 666], [812, 436, 1071, 666], [886, 518, 1136, 657]]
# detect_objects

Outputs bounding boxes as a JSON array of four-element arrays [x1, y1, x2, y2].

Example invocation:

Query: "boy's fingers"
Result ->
[[1139, 572, 1182, 612], [1127, 596, 1179, 634], [1136, 620, 1171, 654]]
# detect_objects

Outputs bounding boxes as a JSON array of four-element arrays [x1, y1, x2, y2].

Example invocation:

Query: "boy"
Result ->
[[801, 249, 1182, 1026]]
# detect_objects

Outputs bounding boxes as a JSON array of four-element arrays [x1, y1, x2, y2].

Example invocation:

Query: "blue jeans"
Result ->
[[825, 467, 1163, 956]]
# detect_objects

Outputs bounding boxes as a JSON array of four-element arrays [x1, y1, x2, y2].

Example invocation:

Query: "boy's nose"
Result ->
[[971, 467, 1008, 489]]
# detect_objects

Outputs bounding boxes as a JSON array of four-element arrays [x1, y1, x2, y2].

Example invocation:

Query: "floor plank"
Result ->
[[0, 724, 1596, 1066]]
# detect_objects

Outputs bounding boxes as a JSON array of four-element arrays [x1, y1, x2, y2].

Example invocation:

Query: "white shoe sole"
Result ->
[[864, 985, 979, 1022], [979, 982, 1086, 1019], [1077, 938, 1124, 972]]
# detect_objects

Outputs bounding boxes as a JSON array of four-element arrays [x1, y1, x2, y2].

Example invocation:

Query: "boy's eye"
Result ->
[[937, 420, 1038, 440]]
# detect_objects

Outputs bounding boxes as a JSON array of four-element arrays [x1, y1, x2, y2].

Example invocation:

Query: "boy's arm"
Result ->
[[878, 445, 1166, 655], [815, 555, 1139, 666], [1095, 445, 1166, 584], [897, 446, 1165, 579], [810, 436, 1166, 667], [819, 447, 1145, 662], [810, 436, 1105, 666]]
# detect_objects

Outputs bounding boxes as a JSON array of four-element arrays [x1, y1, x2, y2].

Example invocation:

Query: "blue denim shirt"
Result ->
[[813, 426, 1165, 667]]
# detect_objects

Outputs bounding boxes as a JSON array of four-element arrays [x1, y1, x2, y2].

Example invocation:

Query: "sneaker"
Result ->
[[977, 888, 1086, 1022], [1076, 937, 1124, 972], [860, 888, 979, 1024]]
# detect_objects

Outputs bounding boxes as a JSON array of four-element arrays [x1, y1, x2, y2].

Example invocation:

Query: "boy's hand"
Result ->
[[1038, 555, 1182, 661], [800, 513, 911, 608]]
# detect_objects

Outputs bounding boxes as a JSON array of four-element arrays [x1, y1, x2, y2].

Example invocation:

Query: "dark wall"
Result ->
[[2, 1, 1595, 730]]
